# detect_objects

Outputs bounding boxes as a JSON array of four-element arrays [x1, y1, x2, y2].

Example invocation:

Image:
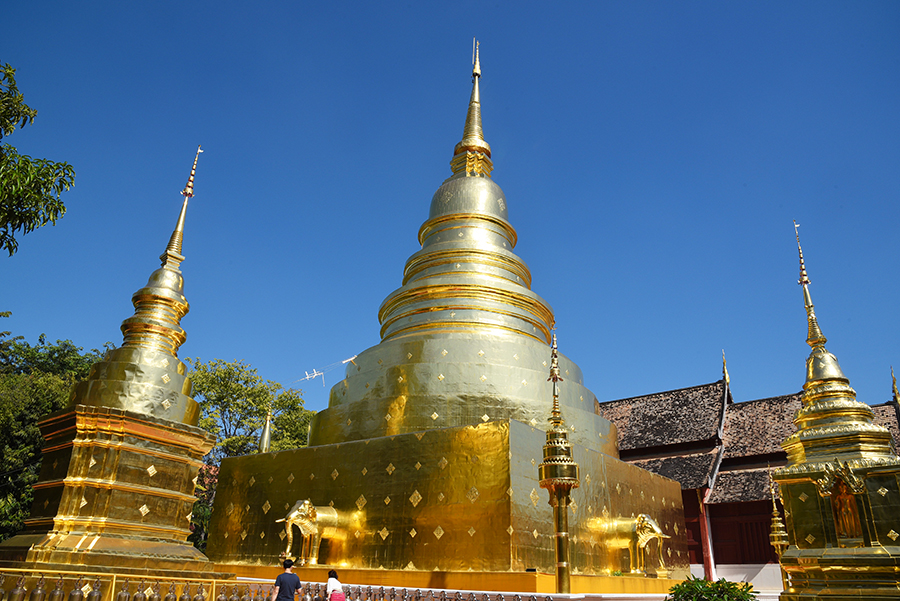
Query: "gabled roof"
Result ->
[[597, 380, 728, 452], [631, 448, 723, 490], [871, 400, 900, 448], [722, 392, 802, 459], [706, 467, 775, 504]]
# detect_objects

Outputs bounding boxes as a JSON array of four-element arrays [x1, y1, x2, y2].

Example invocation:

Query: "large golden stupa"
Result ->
[[771, 225, 900, 599], [205, 47, 689, 593]]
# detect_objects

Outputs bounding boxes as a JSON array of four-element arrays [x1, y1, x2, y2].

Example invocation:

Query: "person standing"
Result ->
[[272, 559, 302, 601], [325, 571, 344, 601]]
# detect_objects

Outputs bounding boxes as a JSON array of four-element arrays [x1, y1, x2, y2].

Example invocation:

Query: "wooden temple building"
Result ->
[[596, 370, 900, 589]]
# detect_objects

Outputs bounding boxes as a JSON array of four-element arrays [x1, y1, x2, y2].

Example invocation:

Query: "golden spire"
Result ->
[[538, 331, 579, 594], [68, 146, 207, 425], [794, 221, 827, 349], [259, 408, 272, 453], [777, 222, 895, 468], [767, 466, 789, 589], [120, 146, 203, 355], [161, 145, 203, 270], [450, 38, 493, 177], [548, 332, 563, 426]]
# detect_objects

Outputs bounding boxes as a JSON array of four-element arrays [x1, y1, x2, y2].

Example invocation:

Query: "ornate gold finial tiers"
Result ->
[[779, 224, 893, 468], [162, 145, 202, 269], [794, 221, 827, 350], [539, 334, 579, 594], [451, 39, 492, 177], [772, 226, 900, 600], [539, 334, 580, 490], [67, 147, 204, 426], [768, 469, 788, 559]]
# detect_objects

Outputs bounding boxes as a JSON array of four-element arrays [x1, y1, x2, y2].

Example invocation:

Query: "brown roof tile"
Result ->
[[597, 381, 727, 452], [722, 393, 801, 459], [707, 468, 774, 504], [871, 401, 900, 448], [630, 448, 722, 490]]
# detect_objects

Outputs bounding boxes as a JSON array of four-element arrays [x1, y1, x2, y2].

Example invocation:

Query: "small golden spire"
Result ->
[[892, 366, 899, 404], [259, 408, 272, 453], [451, 38, 493, 177], [722, 349, 730, 386], [794, 221, 827, 349], [162, 145, 203, 269], [767, 465, 789, 569], [548, 332, 563, 426]]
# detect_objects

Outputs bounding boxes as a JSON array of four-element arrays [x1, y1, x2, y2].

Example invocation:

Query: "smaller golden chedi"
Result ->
[[772, 223, 900, 600], [0, 147, 218, 577]]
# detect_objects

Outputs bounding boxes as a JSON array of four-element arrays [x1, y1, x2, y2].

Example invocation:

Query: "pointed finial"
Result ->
[[892, 366, 899, 404], [767, 464, 777, 511], [472, 38, 481, 79], [722, 349, 730, 386], [451, 39, 492, 176], [259, 407, 272, 453], [161, 146, 203, 269], [181, 145, 203, 199], [548, 331, 564, 426], [793, 221, 827, 348]]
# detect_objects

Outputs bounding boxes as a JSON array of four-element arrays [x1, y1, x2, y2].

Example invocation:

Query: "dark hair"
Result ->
[[328, 570, 337, 579], [284, 559, 294, 569]]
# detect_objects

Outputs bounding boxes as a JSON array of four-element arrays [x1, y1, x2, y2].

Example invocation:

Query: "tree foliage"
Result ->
[[187, 357, 313, 463], [0, 63, 75, 256], [0, 313, 108, 541], [185, 357, 313, 551]]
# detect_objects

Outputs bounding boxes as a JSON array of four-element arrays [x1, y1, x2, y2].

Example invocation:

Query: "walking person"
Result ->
[[272, 559, 302, 601], [325, 571, 344, 601]]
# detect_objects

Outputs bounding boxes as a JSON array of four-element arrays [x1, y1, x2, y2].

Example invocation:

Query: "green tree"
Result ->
[[185, 357, 312, 551], [1, 63, 75, 256], [187, 358, 312, 462], [0, 313, 108, 541]]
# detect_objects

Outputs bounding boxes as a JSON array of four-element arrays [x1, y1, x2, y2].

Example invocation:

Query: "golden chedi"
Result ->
[[772, 223, 900, 600], [206, 46, 688, 593], [0, 147, 218, 577]]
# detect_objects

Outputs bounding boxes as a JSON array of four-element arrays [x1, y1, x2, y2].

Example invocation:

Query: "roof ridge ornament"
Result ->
[[892, 366, 899, 404], [722, 349, 730, 386], [794, 220, 827, 349]]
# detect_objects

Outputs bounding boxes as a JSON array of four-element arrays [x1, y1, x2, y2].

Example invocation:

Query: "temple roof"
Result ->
[[722, 392, 802, 459], [631, 449, 722, 490], [597, 380, 729, 453], [706, 467, 773, 504], [601, 375, 900, 502]]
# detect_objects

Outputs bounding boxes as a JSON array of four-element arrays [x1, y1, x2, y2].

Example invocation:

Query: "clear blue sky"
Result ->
[[3, 2, 898, 415]]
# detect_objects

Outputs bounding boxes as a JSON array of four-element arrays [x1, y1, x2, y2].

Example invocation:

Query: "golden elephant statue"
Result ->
[[276, 499, 362, 566], [587, 513, 670, 574]]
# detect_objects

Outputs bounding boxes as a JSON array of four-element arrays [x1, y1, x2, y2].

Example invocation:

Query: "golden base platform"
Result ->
[[218, 565, 681, 595], [206, 419, 688, 580], [0, 404, 219, 578]]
